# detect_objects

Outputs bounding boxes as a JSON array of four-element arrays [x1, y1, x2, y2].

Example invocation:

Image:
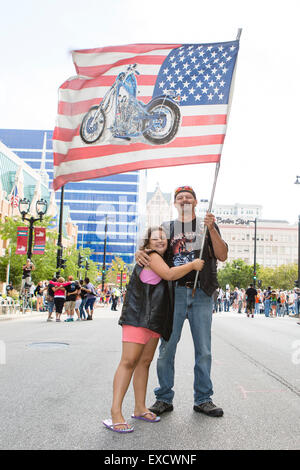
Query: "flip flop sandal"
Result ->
[[102, 419, 134, 433], [131, 412, 160, 422]]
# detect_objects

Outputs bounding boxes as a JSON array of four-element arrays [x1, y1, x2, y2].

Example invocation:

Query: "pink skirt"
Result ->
[[122, 325, 161, 345]]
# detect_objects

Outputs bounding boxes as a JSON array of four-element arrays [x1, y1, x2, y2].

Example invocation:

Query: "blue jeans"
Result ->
[[264, 299, 270, 317], [154, 287, 213, 406], [47, 300, 54, 314], [79, 297, 87, 319], [85, 297, 96, 312]]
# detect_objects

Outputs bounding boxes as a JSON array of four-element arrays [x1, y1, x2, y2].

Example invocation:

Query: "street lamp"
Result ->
[[118, 263, 126, 290], [36, 199, 48, 219], [18, 197, 48, 260], [101, 215, 115, 291], [248, 218, 258, 287]]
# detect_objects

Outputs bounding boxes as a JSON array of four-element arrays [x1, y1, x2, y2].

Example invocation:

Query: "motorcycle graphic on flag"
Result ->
[[80, 63, 181, 145]]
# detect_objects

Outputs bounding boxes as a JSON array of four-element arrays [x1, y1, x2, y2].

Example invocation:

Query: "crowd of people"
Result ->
[[213, 285, 300, 317], [17, 265, 127, 321]]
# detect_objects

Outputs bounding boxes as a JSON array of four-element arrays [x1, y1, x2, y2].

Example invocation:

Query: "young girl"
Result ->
[[103, 226, 204, 433], [34, 281, 45, 312]]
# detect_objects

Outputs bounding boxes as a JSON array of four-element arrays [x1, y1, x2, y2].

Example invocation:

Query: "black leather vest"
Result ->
[[119, 264, 174, 341], [163, 219, 220, 297]]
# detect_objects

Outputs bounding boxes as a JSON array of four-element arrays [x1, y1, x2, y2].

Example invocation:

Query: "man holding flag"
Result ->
[[136, 186, 228, 417], [53, 35, 240, 419]]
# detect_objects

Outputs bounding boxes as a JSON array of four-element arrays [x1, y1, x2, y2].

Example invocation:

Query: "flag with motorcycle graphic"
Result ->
[[53, 41, 239, 190]]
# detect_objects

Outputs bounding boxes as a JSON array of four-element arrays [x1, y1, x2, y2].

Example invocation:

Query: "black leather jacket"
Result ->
[[119, 264, 174, 341]]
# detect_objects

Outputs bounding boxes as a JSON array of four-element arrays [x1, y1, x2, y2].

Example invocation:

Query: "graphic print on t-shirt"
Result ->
[[171, 231, 198, 266], [170, 219, 204, 268]]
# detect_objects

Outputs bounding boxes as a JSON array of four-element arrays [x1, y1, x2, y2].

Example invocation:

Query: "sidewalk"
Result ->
[[0, 309, 46, 322], [0, 303, 119, 322]]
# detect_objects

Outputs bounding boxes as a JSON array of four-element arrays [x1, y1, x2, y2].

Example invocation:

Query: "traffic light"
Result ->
[[85, 260, 90, 271], [60, 258, 67, 270], [253, 272, 256, 280], [258, 280, 262, 288], [295, 280, 299, 288], [78, 253, 85, 268]]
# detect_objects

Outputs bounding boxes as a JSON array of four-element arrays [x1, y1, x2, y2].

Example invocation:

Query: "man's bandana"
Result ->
[[174, 186, 197, 201]]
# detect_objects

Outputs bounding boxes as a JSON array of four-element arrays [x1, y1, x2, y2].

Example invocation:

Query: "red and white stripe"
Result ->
[[9, 191, 19, 208], [53, 44, 228, 191]]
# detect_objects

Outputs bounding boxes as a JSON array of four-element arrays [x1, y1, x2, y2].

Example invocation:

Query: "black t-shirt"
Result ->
[[22, 266, 32, 278], [65, 281, 79, 301], [80, 285, 88, 299], [246, 287, 257, 302], [34, 285, 43, 296], [265, 290, 272, 300], [47, 284, 55, 298], [162, 218, 222, 284]]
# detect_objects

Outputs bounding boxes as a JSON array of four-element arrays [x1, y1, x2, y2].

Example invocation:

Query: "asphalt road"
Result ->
[[0, 306, 299, 450]]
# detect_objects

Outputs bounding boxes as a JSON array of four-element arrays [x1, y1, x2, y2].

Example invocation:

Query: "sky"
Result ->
[[1, 0, 300, 224]]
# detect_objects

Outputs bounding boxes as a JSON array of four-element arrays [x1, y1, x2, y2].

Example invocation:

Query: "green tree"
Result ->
[[0, 216, 58, 287], [106, 257, 129, 287], [217, 259, 260, 290], [0, 216, 94, 287], [259, 264, 298, 290]]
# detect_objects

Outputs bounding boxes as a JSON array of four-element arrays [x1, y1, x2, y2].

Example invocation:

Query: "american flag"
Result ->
[[53, 41, 239, 191], [9, 185, 19, 208]]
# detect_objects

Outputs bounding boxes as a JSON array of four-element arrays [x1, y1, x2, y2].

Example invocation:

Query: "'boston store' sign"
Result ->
[[216, 217, 252, 225]]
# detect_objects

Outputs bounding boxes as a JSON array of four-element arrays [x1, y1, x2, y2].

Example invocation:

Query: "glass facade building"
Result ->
[[0, 129, 145, 267]]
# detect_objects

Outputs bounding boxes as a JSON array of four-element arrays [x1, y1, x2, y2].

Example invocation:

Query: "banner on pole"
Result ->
[[32, 227, 46, 255], [16, 227, 28, 255], [53, 40, 239, 190], [122, 273, 127, 283], [116, 273, 121, 283]]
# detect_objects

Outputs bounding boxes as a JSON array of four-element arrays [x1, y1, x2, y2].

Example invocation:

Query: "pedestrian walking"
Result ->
[[245, 284, 257, 318], [135, 185, 228, 418], [224, 289, 230, 312], [34, 281, 45, 312], [46, 277, 56, 321], [254, 289, 261, 315], [103, 225, 204, 433], [232, 287, 239, 312], [270, 290, 277, 317], [78, 280, 87, 320], [84, 277, 97, 320], [111, 291, 118, 311], [75, 289, 82, 320], [264, 287, 272, 317]]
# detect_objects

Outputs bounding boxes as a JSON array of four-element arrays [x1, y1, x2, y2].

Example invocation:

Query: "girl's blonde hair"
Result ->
[[58, 277, 65, 283]]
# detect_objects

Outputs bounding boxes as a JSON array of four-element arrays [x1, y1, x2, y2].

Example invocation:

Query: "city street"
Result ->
[[0, 306, 299, 450]]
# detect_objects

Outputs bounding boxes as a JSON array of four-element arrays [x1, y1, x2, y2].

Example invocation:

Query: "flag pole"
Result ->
[[192, 28, 242, 298], [192, 162, 220, 297]]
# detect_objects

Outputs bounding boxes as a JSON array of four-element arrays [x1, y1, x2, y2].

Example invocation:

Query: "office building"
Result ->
[[0, 129, 145, 267]]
